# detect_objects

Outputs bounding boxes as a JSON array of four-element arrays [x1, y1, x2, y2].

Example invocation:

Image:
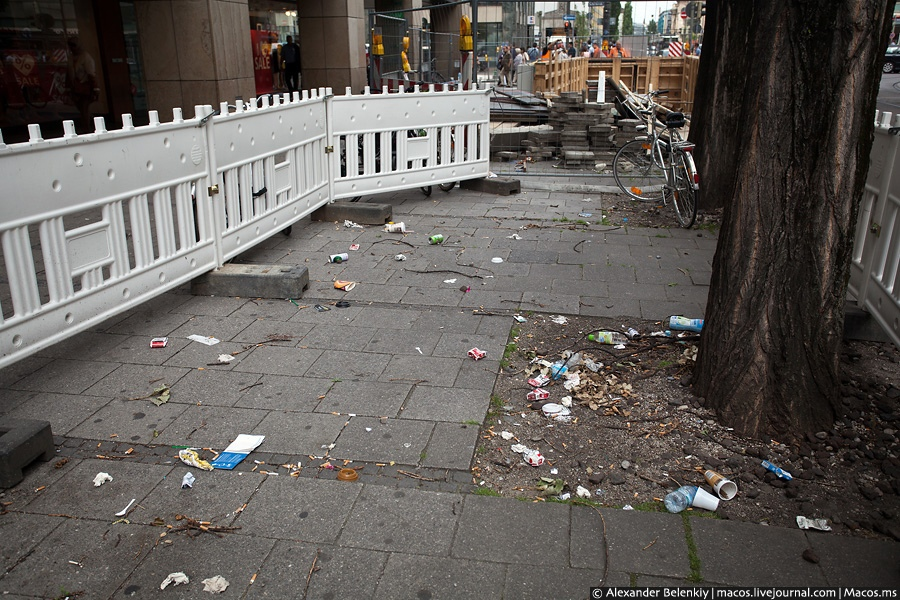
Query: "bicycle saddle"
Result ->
[[665, 112, 686, 129]]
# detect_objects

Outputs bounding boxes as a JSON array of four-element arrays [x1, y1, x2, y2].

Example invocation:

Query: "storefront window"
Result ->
[[0, 0, 102, 137], [248, 1, 297, 96]]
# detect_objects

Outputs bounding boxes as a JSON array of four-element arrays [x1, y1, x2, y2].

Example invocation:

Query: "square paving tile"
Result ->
[[305, 349, 391, 380], [338, 485, 461, 555], [66, 398, 189, 444], [400, 385, 489, 423], [83, 363, 192, 399], [252, 411, 348, 456], [235, 477, 362, 543], [11, 359, 120, 394], [151, 404, 270, 448], [0, 513, 66, 574], [375, 553, 506, 600], [364, 328, 440, 355], [315, 380, 412, 417], [504, 564, 606, 600], [330, 416, 433, 465], [808, 530, 900, 587], [232, 345, 324, 376], [298, 323, 377, 351], [599, 508, 690, 579], [233, 374, 331, 411], [379, 355, 462, 387], [166, 368, 261, 407], [452, 495, 571, 565], [348, 307, 422, 329], [421, 422, 478, 470], [5, 391, 112, 436], [230, 319, 314, 346]]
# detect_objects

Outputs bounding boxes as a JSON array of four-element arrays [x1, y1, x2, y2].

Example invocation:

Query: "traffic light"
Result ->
[[685, 2, 696, 18], [564, 21, 571, 34]]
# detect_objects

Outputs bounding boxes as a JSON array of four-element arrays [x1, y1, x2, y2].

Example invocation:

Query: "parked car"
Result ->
[[884, 45, 900, 74]]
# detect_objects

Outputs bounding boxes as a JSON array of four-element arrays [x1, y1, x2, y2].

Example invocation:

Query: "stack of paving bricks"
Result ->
[[548, 91, 618, 167], [586, 102, 617, 164], [614, 119, 646, 148], [521, 130, 558, 162]]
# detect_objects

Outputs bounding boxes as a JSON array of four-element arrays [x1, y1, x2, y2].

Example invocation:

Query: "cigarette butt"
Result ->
[[250, 573, 258, 584]]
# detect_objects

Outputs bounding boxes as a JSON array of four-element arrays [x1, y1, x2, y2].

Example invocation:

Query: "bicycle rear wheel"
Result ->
[[612, 139, 668, 202], [439, 181, 456, 191], [670, 152, 698, 228]]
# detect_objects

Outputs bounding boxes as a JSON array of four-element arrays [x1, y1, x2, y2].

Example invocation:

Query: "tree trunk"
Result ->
[[693, 1, 893, 441]]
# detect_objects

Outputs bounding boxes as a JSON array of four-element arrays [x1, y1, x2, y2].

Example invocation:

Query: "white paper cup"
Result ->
[[691, 487, 720, 511], [704, 470, 738, 501]]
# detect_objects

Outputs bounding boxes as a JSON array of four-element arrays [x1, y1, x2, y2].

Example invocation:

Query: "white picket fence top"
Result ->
[[0, 85, 491, 368]]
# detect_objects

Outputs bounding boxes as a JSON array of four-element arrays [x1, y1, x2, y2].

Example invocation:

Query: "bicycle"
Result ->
[[612, 88, 699, 228]]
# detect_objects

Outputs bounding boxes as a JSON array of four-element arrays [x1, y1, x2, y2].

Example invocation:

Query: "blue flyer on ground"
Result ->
[[211, 434, 265, 470]]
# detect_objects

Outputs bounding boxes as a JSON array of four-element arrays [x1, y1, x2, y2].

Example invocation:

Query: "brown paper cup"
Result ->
[[704, 470, 738, 501]]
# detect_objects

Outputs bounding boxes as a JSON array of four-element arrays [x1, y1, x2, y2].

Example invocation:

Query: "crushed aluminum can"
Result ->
[[528, 375, 551, 388], [429, 234, 444, 244], [150, 337, 168, 348], [525, 449, 545, 467], [527, 388, 550, 401], [330, 253, 349, 263], [467, 347, 486, 360], [384, 222, 407, 233]]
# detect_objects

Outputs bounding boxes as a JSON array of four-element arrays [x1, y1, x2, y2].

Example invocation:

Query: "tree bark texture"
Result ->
[[693, 1, 893, 441], [687, 0, 721, 210]]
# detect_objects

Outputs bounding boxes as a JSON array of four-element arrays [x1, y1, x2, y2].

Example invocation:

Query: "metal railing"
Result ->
[[849, 111, 900, 348], [0, 85, 491, 368]]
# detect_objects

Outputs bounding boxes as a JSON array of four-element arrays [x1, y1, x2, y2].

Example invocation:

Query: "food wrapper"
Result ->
[[334, 280, 356, 291], [796, 516, 832, 531], [179, 449, 213, 471]]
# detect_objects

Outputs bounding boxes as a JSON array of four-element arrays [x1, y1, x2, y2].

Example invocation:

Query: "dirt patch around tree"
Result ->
[[474, 199, 900, 542]]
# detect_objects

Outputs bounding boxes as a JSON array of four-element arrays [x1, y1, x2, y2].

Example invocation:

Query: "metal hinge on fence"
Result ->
[[325, 146, 334, 153], [208, 184, 220, 196]]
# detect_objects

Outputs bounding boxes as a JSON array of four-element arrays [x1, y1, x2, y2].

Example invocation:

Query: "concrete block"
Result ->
[[844, 304, 894, 343], [460, 177, 521, 196], [0, 418, 54, 488], [191, 264, 310, 299], [310, 201, 391, 225]]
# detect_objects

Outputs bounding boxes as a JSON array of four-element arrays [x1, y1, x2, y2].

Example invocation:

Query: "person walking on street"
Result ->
[[527, 43, 539, 62], [512, 47, 526, 85], [282, 35, 301, 94], [608, 41, 630, 58], [499, 45, 512, 86]]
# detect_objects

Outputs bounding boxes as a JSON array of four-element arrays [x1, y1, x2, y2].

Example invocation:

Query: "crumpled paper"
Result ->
[[182, 472, 196, 489], [160, 572, 189, 590], [202, 575, 229, 593], [179, 449, 213, 471], [93, 472, 112, 487], [796, 516, 832, 531]]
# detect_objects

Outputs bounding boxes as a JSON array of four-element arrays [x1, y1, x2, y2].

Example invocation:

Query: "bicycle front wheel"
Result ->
[[670, 152, 698, 228], [613, 139, 668, 202]]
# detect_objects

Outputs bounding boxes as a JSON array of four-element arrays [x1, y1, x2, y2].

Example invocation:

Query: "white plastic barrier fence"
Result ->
[[0, 85, 492, 368], [849, 111, 900, 348]]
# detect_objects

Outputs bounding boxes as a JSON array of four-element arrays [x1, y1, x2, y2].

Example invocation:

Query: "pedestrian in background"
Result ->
[[281, 35, 301, 93]]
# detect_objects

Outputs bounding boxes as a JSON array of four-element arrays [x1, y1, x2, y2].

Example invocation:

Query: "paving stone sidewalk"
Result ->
[[1, 178, 896, 598]]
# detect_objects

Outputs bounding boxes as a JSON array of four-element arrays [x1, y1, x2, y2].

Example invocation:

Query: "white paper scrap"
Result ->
[[188, 334, 220, 346], [202, 575, 230, 594], [93, 472, 112, 487], [161, 572, 190, 590]]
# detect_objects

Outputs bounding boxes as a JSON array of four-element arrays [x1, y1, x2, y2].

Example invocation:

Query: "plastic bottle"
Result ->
[[664, 485, 698, 513], [588, 331, 628, 345], [668, 316, 704, 333], [761, 460, 793, 481]]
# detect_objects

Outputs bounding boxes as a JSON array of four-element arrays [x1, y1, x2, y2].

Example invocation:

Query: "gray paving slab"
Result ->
[[570, 504, 608, 571], [66, 398, 189, 444], [421, 422, 479, 470], [458, 289, 523, 310], [305, 349, 392, 380], [231, 319, 315, 346], [522, 291, 582, 314], [152, 404, 270, 448], [0, 512, 65, 573], [232, 374, 330, 411], [364, 328, 441, 356], [104, 310, 193, 336], [455, 357, 504, 390], [23, 458, 173, 519], [338, 485, 461, 555], [807, 529, 900, 587], [379, 355, 463, 387], [316, 380, 412, 417], [117, 528, 275, 598], [247, 542, 388, 600], [400, 285, 467, 306], [0, 389, 34, 415], [34, 331, 131, 361], [599, 508, 691, 579], [169, 294, 248, 316], [231, 345, 324, 376], [452, 495, 571, 565], [235, 477, 362, 543], [0, 355, 51, 388], [0, 519, 155, 598], [579, 297, 644, 318], [168, 369, 261, 407], [10, 358, 121, 394], [401, 385, 490, 423], [161, 339, 251, 370], [94, 334, 192, 365], [331, 416, 433, 465], [82, 363, 191, 400], [130, 468, 265, 526], [299, 323, 377, 351], [504, 564, 606, 600], [166, 313, 258, 342], [375, 553, 507, 600], [691, 517, 828, 586], [229, 297, 304, 321], [252, 411, 348, 455], [4, 391, 110, 436]]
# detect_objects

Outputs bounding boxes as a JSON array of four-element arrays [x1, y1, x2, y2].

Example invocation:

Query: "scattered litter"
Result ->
[[500, 431, 514, 440], [550, 315, 568, 325], [429, 234, 444, 244], [202, 576, 229, 594], [796, 516, 832, 531], [349, 244, 360, 251], [337, 468, 359, 481], [578, 212, 593, 218], [188, 334, 220, 346], [335, 301, 350, 308], [394, 254, 407, 261], [624, 327, 641, 340], [558, 492, 571, 500], [513, 315, 527, 323], [115, 498, 136, 517], [510, 444, 545, 466], [507, 233, 522, 240], [563, 373, 581, 391], [314, 304, 331, 312], [212, 434, 265, 470], [537, 477, 564, 496], [467, 347, 486, 360], [582, 357, 602, 372], [576, 486, 591, 498], [541, 403, 572, 422], [344, 220, 363, 228], [550, 468, 558, 475], [526, 388, 550, 401], [330, 253, 349, 263], [460, 285, 471, 293], [560, 396, 573, 408], [150, 337, 168, 348], [761, 460, 793, 480], [415, 347, 423, 354], [92, 472, 112, 487], [182, 472, 196, 489], [365, 427, 372, 432], [491, 257, 504, 263], [622, 505, 634, 510], [179, 449, 214, 471], [161, 572, 190, 590], [213, 354, 235, 365], [334, 280, 356, 291], [384, 222, 407, 233], [488, 171, 498, 178], [444, 279, 457, 284], [528, 374, 551, 387], [668, 315, 704, 333]]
